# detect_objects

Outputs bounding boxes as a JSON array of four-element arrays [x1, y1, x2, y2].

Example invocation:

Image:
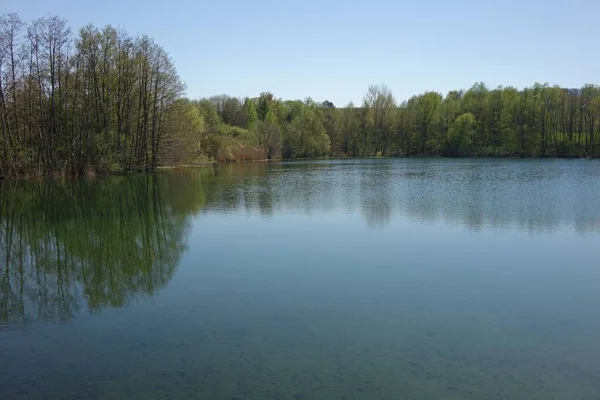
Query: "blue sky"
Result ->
[[3, 0, 599, 105]]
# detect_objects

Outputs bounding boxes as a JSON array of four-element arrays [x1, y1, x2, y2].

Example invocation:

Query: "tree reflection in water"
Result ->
[[0, 170, 210, 326]]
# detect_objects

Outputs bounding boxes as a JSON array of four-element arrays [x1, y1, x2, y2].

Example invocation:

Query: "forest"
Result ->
[[1, 13, 600, 179]]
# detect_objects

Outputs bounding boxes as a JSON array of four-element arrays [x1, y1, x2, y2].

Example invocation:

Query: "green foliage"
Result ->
[[244, 98, 258, 131], [210, 95, 245, 127], [218, 124, 256, 142], [363, 84, 397, 155], [0, 13, 185, 177], [257, 92, 274, 121], [281, 101, 330, 158], [2, 12, 600, 179], [212, 136, 265, 162], [446, 113, 477, 156], [160, 99, 207, 165], [194, 99, 221, 136], [257, 109, 281, 159]]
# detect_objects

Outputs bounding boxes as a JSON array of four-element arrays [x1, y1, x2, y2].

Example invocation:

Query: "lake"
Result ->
[[1, 158, 600, 399]]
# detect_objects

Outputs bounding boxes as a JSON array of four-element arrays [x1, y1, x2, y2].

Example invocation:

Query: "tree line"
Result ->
[[0, 13, 197, 178], [199, 83, 600, 162], [2, 13, 599, 179]]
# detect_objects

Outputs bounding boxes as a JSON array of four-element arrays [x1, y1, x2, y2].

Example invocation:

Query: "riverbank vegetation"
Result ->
[[2, 13, 599, 178]]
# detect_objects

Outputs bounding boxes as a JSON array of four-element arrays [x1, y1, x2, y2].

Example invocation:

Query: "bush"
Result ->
[[213, 135, 266, 162]]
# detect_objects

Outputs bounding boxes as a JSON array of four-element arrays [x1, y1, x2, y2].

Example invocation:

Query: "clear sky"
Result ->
[[3, 0, 599, 105]]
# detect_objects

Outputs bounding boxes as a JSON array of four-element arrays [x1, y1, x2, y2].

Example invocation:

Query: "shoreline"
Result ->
[[1, 155, 597, 182]]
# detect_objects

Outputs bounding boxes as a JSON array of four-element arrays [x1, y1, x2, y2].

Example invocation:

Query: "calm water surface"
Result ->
[[1, 159, 600, 399]]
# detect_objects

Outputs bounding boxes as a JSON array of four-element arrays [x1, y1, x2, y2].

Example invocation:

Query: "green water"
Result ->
[[1, 159, 600, 399]]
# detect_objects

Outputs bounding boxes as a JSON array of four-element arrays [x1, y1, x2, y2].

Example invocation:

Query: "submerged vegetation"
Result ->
[[1, 13, 600, 178]]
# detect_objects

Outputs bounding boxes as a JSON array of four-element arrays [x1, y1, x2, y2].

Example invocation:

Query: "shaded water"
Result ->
[[1, 158, 600, 399]]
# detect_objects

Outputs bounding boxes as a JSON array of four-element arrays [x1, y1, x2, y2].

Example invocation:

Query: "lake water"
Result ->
[[1, 158, 600, 399]]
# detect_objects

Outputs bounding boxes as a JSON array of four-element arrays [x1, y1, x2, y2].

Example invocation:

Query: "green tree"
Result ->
[[244, 98, 258, 131], [159, 99, 207, 165], [363, 84, 396, 155], [446, 113, 477, 156], [258, 107, 281, 159]]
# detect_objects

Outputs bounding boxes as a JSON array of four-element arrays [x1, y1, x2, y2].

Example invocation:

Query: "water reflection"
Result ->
[[1, 159, 599, 326], [0, 171, 209, 326], [359, 163, 393, 227], [1, 159, 599, 400], [203, 159, 600, 233]]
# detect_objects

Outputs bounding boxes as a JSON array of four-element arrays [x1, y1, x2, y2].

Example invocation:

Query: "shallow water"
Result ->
[[1, 158, 600, 399]]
